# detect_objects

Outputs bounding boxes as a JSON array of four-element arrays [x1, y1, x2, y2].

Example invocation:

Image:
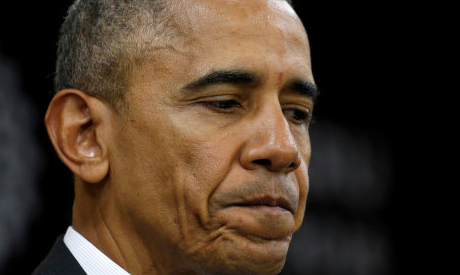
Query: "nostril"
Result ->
[[253, 159, 271, 167]]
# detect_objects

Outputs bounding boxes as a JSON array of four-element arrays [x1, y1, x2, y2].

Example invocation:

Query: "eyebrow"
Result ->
[[287, 79, 320, 102], [182, 69, 259, 91]]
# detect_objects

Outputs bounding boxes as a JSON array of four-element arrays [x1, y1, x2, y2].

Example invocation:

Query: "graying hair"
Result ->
[[55, 0, 294, 107], [55, 0, 173, 106]]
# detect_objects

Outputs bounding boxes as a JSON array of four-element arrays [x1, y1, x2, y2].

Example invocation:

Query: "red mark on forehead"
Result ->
[[278, 72, 284, 80], [277, 72, 285, 87]]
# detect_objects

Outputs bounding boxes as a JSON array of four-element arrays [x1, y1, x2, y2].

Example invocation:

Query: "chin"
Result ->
[[188, 234, 291, 275]]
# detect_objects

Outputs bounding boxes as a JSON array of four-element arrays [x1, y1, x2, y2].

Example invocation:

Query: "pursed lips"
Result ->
[[227, 195, 295, 214], [211, 181, 300, 240]]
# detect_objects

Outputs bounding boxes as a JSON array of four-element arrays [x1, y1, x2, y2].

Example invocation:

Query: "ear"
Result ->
[[45, 89, 110, 184]]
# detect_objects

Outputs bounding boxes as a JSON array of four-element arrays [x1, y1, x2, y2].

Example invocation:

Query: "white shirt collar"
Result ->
[[63, 226, 131, 275]]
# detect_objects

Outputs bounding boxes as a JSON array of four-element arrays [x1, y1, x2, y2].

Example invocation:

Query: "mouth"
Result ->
[[212, 181, 300, 241], [220, 195, 297, 240], [229, 195, 295, 214]]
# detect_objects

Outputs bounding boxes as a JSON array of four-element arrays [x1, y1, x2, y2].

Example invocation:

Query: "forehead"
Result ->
[[168, 0, 311, 71], [178, 0, 307, 45], [178, 0, 299, 29], [126, 0, 313, 99]]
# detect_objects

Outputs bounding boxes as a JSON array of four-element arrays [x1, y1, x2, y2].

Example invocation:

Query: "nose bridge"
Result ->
[[240, 99, 301, 173]]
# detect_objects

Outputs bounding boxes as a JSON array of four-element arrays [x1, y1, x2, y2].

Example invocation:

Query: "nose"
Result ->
[[240, 105, 301, 174]]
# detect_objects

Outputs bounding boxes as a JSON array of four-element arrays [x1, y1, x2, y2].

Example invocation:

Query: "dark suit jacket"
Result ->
[[32, 235, 86, 275]]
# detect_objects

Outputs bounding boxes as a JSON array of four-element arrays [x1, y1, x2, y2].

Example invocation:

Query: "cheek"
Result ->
[[172, 130, 238, 224], [293, 163, 309, 231], [167, 110, 242, 199], [125, 114, 238, 237], [292, 132, 311, 230], [106, 111, 196, 244], [293, 127, 311, 162]]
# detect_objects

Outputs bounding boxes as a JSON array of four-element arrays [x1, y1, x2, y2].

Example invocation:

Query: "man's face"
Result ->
[[106, 0, 315, 274]]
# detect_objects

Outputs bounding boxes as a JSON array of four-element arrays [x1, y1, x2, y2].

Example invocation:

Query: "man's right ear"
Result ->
[[45, 89, 110, 184]]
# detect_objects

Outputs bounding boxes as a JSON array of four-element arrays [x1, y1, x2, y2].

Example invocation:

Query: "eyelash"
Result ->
[[201, 100, 311, 125], [283, 108, 312, 125], [201, 100, 242, 112]]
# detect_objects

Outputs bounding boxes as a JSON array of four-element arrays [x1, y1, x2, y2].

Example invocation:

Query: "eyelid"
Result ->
[[280, 93, 314, 109], [195, 95, 244, 113], [282, 103, 311, 114], [282, 104, 312, 125], [202, 99, 242, 108], [191, 93, 242, 102]]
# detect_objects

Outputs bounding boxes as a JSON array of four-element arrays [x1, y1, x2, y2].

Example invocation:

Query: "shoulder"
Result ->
[[32, 235, 86, 275]]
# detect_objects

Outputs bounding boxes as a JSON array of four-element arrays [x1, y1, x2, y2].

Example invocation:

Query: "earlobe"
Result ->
[[45, 89, 110, 184]]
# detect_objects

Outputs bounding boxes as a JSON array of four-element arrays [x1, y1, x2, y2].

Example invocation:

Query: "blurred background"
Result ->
[[0, 1, 432, 274]]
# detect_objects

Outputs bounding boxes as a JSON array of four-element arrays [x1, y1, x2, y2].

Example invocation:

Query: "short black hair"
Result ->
[[55, 0, 295, 107]]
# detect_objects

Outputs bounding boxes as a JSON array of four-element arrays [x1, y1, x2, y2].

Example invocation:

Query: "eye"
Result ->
[[202, 100, 242, 112], [283, 108, 311, 125]]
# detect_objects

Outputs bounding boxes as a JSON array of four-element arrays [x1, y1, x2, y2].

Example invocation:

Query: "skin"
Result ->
[[45, 0, 316, 274]]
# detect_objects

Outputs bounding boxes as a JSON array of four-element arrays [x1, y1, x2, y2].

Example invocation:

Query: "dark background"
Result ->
[[0, 1, 437, 274]]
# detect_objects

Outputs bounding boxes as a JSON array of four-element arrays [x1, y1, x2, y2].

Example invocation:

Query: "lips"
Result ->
[[210, 178, 300, 240], [229, 195, 295, 214], [219, 193, 297, 240], [214, 178, 300, 215]]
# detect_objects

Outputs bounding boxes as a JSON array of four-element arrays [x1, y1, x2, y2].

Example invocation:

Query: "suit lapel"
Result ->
[[32, 235, 86, 275]]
